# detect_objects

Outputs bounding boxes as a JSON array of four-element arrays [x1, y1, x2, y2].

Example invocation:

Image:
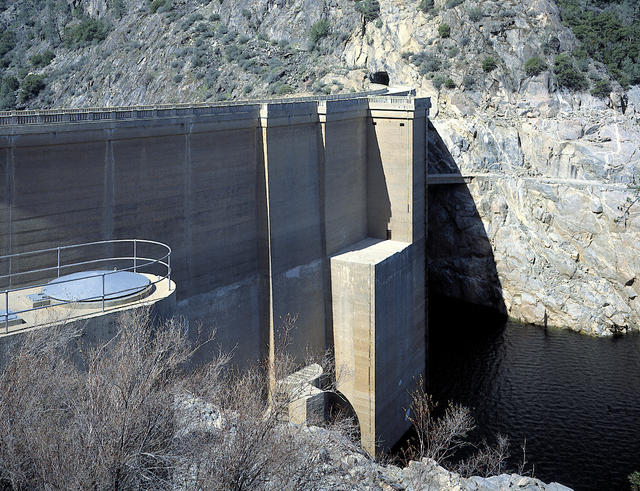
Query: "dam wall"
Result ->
[[1, 105, 265, 363], [0, 94, 429, 453]]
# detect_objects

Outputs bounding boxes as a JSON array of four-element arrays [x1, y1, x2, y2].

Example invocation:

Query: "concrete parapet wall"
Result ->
[[0, 89, 392, 126]]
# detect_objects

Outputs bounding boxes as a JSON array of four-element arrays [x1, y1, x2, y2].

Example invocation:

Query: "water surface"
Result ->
[[428, 298, 640, 491]]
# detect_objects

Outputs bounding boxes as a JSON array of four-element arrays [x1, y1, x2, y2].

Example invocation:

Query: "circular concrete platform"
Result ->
[[42, 270, 151, 303]]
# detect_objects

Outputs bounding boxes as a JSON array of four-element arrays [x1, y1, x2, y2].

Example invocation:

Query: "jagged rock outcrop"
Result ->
[[174, 392, 574, 489], [390, 458, 572, 491], [311, 445, 573, 490]]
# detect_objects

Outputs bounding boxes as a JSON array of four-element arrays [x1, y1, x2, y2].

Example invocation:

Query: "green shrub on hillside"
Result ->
[[205, 68, 219, 87], [468, 6, 483, 22], [274, 83, 293, 95], [438, 23, 450, 38], [111, 0, 126, 18], [445, 0, 464, 8], [557, 0, 640, 87], [0, 75, 18, 109], [629, 471, 640, 491], [19, 74, 46, 103], [191, 50, 206, 67], [150, 0, 171, 14], [0, 30, 16, 58], [224, 44, 242, 62], [446, 45, 459, 58], [554, 53, 589, 90], [29, 50, 55, 68], [482, 56, 497, 72], [417, 0, 434, 13], [64, 19, 110, 48], [181, 13, 204, 30], [432, 73, 446, 89], [1, 75, 18, 92], [354, 0, 380, 22], [412, 51, 442, 74], [444, 78, 456, 89], [310, 19, 330, 45], [524, 56, 546, 76], [590, 78, 611, 98]]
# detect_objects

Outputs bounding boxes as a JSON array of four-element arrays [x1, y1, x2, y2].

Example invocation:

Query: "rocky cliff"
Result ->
[[1, 0, 639, 335], [345, 0, 640, 335]]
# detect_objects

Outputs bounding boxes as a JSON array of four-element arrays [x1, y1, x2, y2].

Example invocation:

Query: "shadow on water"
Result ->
[[429, 296, 640, 491]]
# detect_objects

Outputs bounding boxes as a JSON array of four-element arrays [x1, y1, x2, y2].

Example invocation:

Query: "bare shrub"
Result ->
[[0, 309, 202, 489], [455, 434, 510, 477], [0, 309, 357, 490], [405, 376, 512, 477], [176, 313, 359, 490], [405, 375, 475, 464]]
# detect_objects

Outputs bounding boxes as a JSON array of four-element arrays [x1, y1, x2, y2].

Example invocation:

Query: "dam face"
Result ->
[[0, 94, 429, 454]]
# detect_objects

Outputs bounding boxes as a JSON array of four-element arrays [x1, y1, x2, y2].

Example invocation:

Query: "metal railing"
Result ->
[[0, 239, 172, 334], [0, 89, 396, 126]]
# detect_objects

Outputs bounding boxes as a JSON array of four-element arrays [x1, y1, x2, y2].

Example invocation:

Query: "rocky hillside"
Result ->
[[0, 0, 369, 107], [2, 0, 629, 109], [1, 0, 639, 335]]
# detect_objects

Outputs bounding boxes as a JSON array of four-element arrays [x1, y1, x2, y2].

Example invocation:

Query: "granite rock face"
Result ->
[[340, 0, 640, 335], [427, 105, 640, 335], [429, 176, 640, 335]]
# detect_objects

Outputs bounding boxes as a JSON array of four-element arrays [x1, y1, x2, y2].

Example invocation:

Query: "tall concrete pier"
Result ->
[[0, 93, 429, 454]]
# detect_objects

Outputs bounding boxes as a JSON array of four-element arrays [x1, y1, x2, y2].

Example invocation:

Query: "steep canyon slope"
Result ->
[[1, 0, 639, 334]]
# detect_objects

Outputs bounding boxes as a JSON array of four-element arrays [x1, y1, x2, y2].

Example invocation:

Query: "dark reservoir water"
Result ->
[[428, 298, 640, 491]]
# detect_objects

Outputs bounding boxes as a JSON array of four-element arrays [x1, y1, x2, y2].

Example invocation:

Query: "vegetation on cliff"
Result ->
[[0, 0, 636, 110], [0, 0, 367, 109], [557, 0, 640, 88]]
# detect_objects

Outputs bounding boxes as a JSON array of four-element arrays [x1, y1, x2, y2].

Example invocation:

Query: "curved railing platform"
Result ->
[[0, 239, 172, 333]]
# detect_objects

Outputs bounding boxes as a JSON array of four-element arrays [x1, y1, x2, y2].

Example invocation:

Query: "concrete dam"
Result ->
[[0, 92, 430, 455]]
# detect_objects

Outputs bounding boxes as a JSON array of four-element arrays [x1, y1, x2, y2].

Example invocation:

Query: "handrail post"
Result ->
[[168, 254, 171, 291], [57, 247, 61, 277], [4, 290, 8, 334], [102, 273, 105, 312], [133, 240, 137, 273]]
